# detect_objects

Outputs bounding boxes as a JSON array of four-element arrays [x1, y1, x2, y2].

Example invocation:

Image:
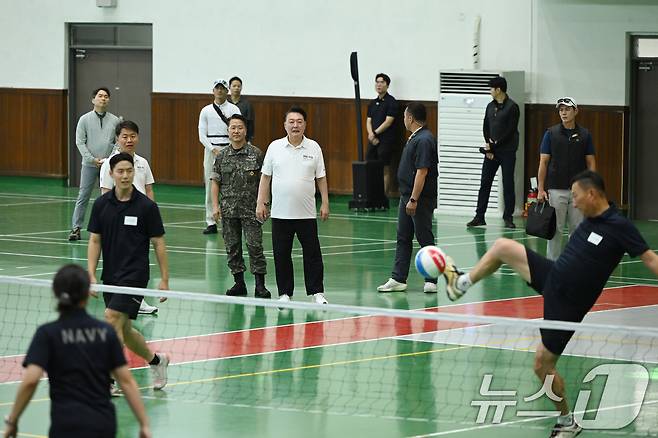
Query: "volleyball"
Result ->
[[414, 246, 447, 279]]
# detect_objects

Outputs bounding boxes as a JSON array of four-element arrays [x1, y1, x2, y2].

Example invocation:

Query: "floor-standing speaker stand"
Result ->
[[348, 51, 388, 211]]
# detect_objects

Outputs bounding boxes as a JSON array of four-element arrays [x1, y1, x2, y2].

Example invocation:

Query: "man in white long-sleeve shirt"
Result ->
[[69, 87, 120, 241], [198, 79, 241, 234]]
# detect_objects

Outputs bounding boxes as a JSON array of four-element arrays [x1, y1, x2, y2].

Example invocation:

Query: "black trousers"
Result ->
[[271, 218, 324, 296], [475, 149, 516, 220], [392, 196, 437, 283]]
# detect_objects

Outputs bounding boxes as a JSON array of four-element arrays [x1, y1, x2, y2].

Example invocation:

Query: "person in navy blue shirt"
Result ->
[[441, 170, 658, 437], [537, 97, 597, 261], [3, 264, 151, 438], [87, 153, 170, 392], [366, 73, 399, 195], [377, 102, 439, 293]]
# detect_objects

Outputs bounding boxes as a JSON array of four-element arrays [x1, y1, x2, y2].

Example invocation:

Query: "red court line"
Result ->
[[1, 285, 656, 382]]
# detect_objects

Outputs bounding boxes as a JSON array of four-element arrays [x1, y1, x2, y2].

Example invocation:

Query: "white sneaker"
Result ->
[[277, 294, 291, 311], [377, 278, 407, 292], [312, 293, 328, 304], [549, 421, 583, 437], [150, 353, 169, 390], [110, 382, 122, 397], [138, 299, 158, 315], [423, 282, 437, 293]]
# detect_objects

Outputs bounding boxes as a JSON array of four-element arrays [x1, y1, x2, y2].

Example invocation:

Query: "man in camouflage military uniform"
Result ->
[[211, 114, 271, 298]]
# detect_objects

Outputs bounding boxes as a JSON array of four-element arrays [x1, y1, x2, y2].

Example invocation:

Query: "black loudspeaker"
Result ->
[[349, 161, 389, 210]]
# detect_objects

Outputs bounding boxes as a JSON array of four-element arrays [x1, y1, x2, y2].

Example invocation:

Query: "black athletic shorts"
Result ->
[[102, 282, 146, 320], [525, 247, 588, 356], [366, 142, 393, 165]]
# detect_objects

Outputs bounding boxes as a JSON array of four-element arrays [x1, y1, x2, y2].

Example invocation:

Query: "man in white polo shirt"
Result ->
[[100, 121, 154, 200], [198, 79, 241, 235], [256, 107, 329, 305], [99, 120, 158, 315]]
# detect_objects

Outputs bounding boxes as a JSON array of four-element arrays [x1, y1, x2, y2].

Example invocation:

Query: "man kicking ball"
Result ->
[[442, 170, 658, 437]]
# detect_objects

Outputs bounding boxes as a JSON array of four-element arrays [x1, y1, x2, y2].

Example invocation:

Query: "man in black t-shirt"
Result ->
[[366, 73, 399, 195], [87, 153, 171, 391], [377, 103, 439, 294], [442, 170, 658, 437]]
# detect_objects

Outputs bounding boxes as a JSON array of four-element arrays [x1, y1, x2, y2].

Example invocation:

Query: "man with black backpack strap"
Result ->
[[198, 79, 241, 234]]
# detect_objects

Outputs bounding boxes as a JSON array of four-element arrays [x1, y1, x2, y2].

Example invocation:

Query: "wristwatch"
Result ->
[[4, 415, 16, 426], [409, 197, 417, 203]]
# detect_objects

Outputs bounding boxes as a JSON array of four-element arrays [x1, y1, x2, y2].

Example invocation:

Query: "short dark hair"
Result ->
[[109, 152, 134, 171], [115, 120, 140, 137], [229, 76, 242, 86], [92, 87, 111, 98], [375, 73, 391, 86], [572, 170, 606, 195], [488, 76, 508, 92], [53, 264, 90, 313], [228, 114, 247, 126], [405, 102, 427, 123], [285, 106, 307, 121]]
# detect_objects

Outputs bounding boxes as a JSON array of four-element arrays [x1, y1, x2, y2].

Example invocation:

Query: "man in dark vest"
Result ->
[[537, 97, 596, 260]]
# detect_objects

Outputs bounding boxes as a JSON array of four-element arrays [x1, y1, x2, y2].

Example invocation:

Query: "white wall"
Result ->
[[532, 0, 658, 105], [2, 0, 657, 104], [0, 0, 530, 100]]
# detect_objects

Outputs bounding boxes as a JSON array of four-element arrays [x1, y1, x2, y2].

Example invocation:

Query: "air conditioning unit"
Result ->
[[437, 70, 525, 217]]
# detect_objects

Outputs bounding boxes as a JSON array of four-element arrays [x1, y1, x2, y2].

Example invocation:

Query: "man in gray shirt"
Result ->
[[69, 87, 120, 241]]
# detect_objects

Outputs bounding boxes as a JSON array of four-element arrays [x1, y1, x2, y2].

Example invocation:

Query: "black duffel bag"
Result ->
[[525, 201, 557, 240]]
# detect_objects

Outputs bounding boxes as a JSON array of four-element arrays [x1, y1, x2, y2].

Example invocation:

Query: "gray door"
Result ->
[[70, 49, 152, 186], [632, 60, 658, 220]]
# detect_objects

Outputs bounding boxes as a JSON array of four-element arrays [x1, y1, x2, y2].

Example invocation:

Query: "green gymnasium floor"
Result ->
[[1, 176, 657, 437]]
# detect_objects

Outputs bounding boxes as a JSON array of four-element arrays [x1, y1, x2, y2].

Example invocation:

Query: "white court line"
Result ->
[[0, 252, 94, 262], [0, 229, 70, 237], [17, 271, 59, 278], [0, 192, 75, 201], [0, 191, 524, 227], [408, 398, 658, 437], [0, 234, 502, 259], [0, 200, 70, 207]]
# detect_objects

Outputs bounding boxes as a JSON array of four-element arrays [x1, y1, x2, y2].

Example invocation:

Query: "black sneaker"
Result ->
[[202, 224, 218, 235], [504, 219, 516, 229], [549, 421, 582, 437], [466, 217, 486, 227], [226, 282, 247, 296], [255, 284, 272, 299], [68, 227, 81, 241]]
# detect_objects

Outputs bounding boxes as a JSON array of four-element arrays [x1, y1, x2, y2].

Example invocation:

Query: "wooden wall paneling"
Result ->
[[151, 93, 438, 194], [523, 104, 628, 207], [0, 88, 67, 177]]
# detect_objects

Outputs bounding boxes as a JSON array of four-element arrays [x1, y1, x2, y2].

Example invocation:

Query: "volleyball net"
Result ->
[[1, 275, 657, 436]]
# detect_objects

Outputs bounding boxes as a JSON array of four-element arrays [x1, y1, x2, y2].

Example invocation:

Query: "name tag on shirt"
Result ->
[[587, 232, 603, 246], [124, 216, 138, 226]]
